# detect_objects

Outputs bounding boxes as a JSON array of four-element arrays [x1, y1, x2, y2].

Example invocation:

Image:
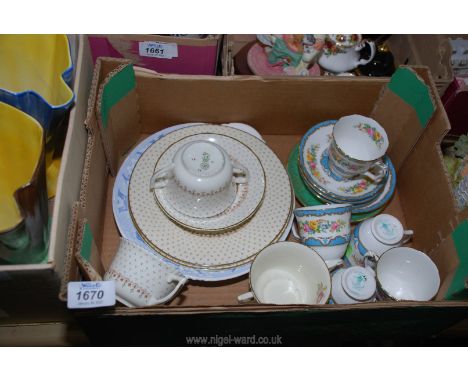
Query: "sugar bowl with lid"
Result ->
[[150, 139, 247, 218]]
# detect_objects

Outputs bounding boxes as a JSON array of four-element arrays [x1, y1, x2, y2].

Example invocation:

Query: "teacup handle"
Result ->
[[363, 250, 379, 275], [147, 274, 188, 306], [232, 164, 248, 184], [290, 220, 302, 242], [325, 259, 343, 271], [356, 40, 376, 66], [150, 164, 175, 190], [238, 291, 255, 303], [364, 161, 388, 183], [401, 230, 414, 245]]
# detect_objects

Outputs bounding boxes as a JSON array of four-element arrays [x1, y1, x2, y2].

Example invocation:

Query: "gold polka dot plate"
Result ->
[[128, 124, 294, 273], [153, 133, 266, 234]]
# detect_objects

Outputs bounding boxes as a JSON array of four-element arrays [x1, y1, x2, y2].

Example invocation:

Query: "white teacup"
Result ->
[[150, 140, 248, 218], [238, 242, 342, 305], [292, 204, 352, 261], [104, 238, 188, 307], [331, 266, 377, 304], [328, 115, 389, 182], [345, 214, 413, 267], [365, 247, 440, 301]]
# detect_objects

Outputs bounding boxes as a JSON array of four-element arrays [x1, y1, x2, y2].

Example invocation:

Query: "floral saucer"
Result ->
[[128, 124, 294, 274], [153, 133, 266, 234], [299, 120, 388, 202], [287, 144, 383, 222], [113, 122, 291, 281]]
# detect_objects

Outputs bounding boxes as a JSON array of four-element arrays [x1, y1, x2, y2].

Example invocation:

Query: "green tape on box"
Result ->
[[101, 64, 136, 129], [445, 220, 468, 300], [80, 222, 93, 262], [388, 67, 435, 128]]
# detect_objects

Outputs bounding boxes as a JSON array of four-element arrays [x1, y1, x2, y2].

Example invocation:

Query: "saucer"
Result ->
[[153, 133, 266, 234], [287, 144, 383, 222], [129, 124, 294, 272], [113, 122, 285, 281], [299, 155, 396, 214], [299, 120, 388, 202], [247, 42, 321, 76]]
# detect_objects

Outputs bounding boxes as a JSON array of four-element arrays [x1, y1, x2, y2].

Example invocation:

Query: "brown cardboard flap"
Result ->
[[370, 67, 436, 171], [74, 217, 103, 281], [59, 201, 84, 301], [432, 233, 460, 300], [79, 131, 108, 255], [396, 68, 457, 254], [85, 57, 130, 134], [96, 62, 141, 176]]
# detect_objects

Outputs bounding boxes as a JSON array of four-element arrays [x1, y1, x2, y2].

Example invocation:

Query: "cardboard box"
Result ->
[[61, 57, 468, 344], [222, 35, 454, 96], [88, 34, 223, 75], [0, 35, 94, 324]]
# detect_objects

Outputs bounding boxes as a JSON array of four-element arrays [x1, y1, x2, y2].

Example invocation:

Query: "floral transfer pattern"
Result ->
[[298, 218, 347, 234], [306, 144, 330, 185], [337, 179, 371, 195], [323, 34, 359, 56], [315, 281, 328, 304], [355, 123, 385, 149]]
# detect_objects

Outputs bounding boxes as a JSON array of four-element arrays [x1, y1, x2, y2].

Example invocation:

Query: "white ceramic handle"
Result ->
[[325, 259, 343, 271], [364, 161, 388, 183], [401, 230, 414, 245], [232, 164, 248, 184], [357, 40, 376, 66], [290, 220, 302, 242], [363, 250, 379, 275], [237, 291, 255, 303], [147, 274, 188, 305], [150, 164, 174, 190]]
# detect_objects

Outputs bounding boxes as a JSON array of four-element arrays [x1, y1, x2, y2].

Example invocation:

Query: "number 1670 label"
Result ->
[[67, 281, 116, 309]]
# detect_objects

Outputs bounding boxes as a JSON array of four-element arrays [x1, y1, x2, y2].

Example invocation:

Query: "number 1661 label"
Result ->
[[67, 281, 116, 309], [139, 41, 178, 59]]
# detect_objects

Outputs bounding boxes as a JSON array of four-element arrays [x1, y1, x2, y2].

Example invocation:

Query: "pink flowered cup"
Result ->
[[328, 115, 389, 182], [292, 204, 352, 261]]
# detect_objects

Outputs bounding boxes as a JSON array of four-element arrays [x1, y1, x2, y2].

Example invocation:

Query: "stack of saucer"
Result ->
[[288, 116, 396, 221], [113, 123, 294, 282]]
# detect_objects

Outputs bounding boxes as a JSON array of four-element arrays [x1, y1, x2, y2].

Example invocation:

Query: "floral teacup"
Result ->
[[328, 115, 389, 182], [292, 204, 352, 261]]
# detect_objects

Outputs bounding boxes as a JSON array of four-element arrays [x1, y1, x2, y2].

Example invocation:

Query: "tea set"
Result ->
[[106, 117, 441, 307], [248, 34, 376, 76]]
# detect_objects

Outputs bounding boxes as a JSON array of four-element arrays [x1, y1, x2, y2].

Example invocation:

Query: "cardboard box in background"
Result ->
[[88, 34, 223, 75], [222, 35, 454, 96], [60, 56, 468, 343], [0, 35, 93, 325]]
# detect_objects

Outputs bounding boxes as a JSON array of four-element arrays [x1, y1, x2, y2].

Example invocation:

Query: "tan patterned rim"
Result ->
[[129, 183, 294, 270], [151, 133, 267, 234], [128, 126, 294, 270]]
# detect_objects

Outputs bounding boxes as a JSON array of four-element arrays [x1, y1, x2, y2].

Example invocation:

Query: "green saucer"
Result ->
[[287, 144, 383, 222]]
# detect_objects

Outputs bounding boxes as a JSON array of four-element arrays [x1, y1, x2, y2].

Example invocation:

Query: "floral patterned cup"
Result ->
[[328, 115, 389, 182], [292, 204, 352, 261]]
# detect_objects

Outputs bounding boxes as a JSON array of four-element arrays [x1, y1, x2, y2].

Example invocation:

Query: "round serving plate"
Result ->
[[128, 124, 294, 276], [113, 122, 284, 281], [153, 133, 266, 234]]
